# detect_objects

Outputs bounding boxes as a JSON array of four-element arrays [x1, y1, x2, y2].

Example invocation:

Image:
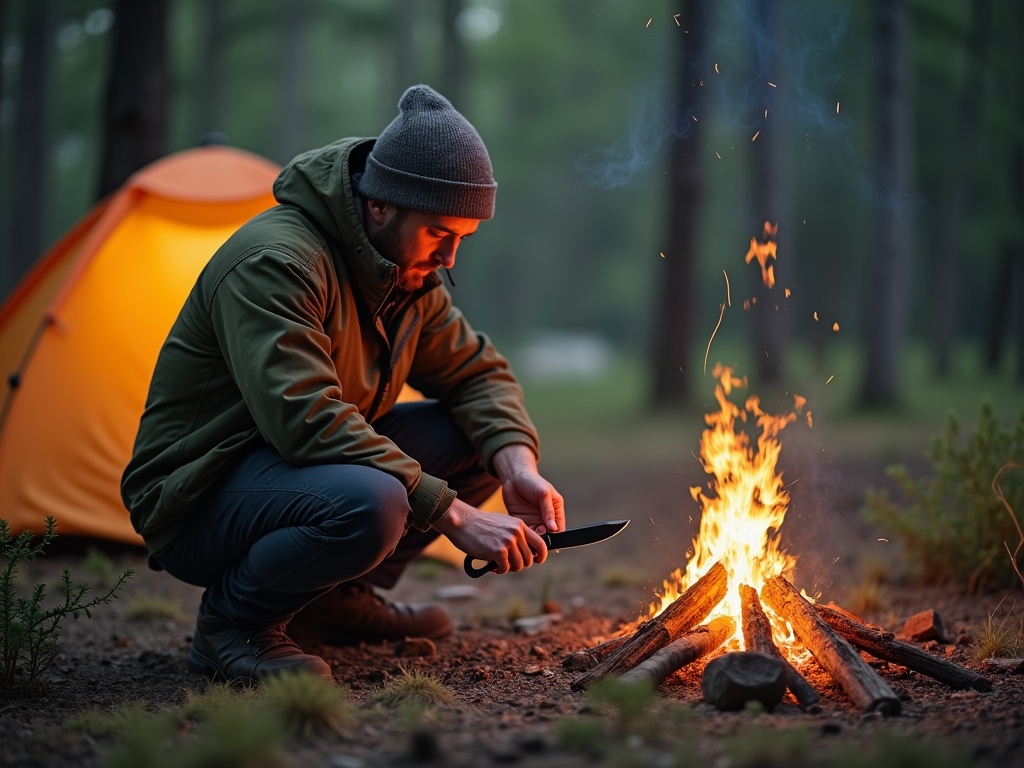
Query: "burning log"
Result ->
[[572, 561, 728, 690], [618, 616, 734, 688], [761, 577, 901, 715], [739, 584, 821, 708], [814, 603, 993, 692]]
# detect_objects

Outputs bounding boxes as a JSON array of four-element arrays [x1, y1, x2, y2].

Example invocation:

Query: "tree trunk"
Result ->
[[275, 0, 308, 163], [859, 0, 912, 405], [932, 0, 993, 377], [984, 244, 1014, 371], [651, 0, 708, 406], [5, 0, 54, 296], [748, 0, 787, 386], [198, 0, 225, 140], [440, 0, 463, 109], [393, 0, 416, 103], [1015, 8, 1024, 384], [98, 0, 169, 198]]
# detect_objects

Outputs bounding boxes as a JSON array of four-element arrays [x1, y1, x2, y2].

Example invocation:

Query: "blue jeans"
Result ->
[[157, 401, 499, 626]]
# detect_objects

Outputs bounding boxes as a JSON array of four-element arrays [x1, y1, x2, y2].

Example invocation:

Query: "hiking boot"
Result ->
[[287, 581, 452, 646], [187, 603, 332, 683]]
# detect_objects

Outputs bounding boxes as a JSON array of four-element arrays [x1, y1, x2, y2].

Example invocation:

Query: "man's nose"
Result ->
[[434, 238, 459, 269]]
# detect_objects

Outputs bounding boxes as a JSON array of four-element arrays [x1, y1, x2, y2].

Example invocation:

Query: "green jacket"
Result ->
[[121, 138, 538, 558]]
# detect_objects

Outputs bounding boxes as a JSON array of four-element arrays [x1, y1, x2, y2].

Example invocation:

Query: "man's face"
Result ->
[[366, 201, 480, 292]]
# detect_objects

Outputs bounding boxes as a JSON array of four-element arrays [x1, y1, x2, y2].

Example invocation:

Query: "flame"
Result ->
[[647, 364, 807, 651], [745, 221, 778, 289]]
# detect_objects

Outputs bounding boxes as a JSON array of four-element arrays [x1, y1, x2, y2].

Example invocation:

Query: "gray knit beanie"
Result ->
[[358, 85, 497, 220]]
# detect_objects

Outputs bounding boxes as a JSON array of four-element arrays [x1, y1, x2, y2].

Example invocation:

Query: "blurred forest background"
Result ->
[[1, 0, 1022, 431]]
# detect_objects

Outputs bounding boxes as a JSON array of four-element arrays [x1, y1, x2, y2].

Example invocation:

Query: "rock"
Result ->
[[513, 614, 562, 635], [530, 645, 548, 658], [956, 633, 973, 646], [983, 658, 1024, 675], [396, 637, 437, 658], [541, 601, 562, 615], [522, 665, 543, 676], [434, 585, 479, 601], [902, 609, 946, 642], [410, 730, 440, 762], [701, 652, 788, 712]]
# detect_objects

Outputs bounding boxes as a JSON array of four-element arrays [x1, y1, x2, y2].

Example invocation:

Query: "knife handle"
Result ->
[[464, 555, 496, 578]]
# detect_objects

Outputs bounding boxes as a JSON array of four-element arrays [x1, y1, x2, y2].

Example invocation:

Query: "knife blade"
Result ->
[[463, 519, 630, 578]]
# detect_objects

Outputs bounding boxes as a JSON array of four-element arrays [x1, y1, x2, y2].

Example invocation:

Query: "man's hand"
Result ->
[[492, 444, 565, 535], [433, 499, 547, 574]]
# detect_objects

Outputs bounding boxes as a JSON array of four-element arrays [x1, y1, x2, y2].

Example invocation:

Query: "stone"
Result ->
[[701, 651, 788, 712], [522, 665, 543, 676], [435, 585, 479, 601], [901, 609, 946, 642], [561, 651, 595, 672], [530, 645, 548, 658], [396, 637, 437, 658], [541, 601, 562, 615], [956, 633, 973, 646], [513, 614, 562, 635]]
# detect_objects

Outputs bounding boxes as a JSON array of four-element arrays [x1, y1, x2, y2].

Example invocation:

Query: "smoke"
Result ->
[[576, 0, 923, 214]]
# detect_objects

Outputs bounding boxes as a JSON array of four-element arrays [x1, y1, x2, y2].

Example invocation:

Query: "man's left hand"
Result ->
[[492, 444, 565, 534]]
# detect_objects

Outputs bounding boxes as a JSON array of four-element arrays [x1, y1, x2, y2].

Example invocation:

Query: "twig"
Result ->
[[992, 462, 1024, 591]]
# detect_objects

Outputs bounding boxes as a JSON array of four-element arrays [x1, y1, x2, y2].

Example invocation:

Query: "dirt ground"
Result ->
[[2, 445, 1023, 767]]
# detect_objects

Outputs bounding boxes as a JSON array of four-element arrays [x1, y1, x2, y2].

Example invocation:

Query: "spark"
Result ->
[[715, 62, 720, 73], [673, 13, 680, 25], [813, 311, 819, 321], [836, 101, 840, 114], [704, 303, 726, 375], [660, 252, 665, 258], [832, 322, 840, 332], [692, 115, 698, 121], [723, 269, 731, 306], [646, 18, 652, 28], [878, 538, 889, 542], [806, 411, 813, 428], [767, 81, 776, 87], [825, 375, 834, 385], [715, 151, 722, 159], [832, 556, 840, 564], [752, 131, 760, 141], [784, 288, 791, 298], [764, 109, 768, 118]]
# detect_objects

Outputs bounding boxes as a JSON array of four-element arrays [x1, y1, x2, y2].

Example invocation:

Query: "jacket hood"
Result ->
[[273, 138, 419, 314]]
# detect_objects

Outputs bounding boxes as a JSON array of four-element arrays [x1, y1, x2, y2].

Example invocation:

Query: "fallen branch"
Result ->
[[814, 603, 993, 692], [761, 577, 901, 715], [572, 561, 728, 690], [562, 634, 631, 672], [618, 616, 734, 687], [739, 584, 820, 708]]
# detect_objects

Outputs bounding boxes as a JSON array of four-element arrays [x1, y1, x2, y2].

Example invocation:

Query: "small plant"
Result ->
[[556, 716, 605, 756], [586, 676, 656, 737], [84, 547, 117, 588], [863, 401, 1024, 590], [178, 682, 260, 722], [415, 559, 445, 580], [600, 564, 649, 588], [122, 594, 190, 624], [724, 723, 811, 767], [261, 670, 357, 738], [63, 701, 153, 738], [973, 609, 1024, 661], [1, 517, 133, 688], [373, 668, 454, 709], [505, 595, 528, 621]]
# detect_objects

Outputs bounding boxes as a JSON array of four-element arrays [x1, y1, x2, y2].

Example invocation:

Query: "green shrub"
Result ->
[[1, 516, 133, 688], [863, 401, 1024, 589]]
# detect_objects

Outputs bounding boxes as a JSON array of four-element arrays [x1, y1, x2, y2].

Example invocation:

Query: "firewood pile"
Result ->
[[564, 561, 992, 714]]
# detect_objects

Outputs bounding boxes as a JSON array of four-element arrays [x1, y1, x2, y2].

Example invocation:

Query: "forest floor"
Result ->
[[2, 394, 1024, 767]]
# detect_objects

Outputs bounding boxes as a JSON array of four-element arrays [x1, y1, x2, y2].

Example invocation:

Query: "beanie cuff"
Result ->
[[359, 154, 496, 221]]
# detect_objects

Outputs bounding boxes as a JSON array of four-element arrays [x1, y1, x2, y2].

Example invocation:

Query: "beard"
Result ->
[[367, 207, 426, 292]]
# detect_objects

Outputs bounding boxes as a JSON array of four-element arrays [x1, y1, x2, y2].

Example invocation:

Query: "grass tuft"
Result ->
[[374, 669, 455, 709], [63, 702, 152, 738], [973, 610, 1024, 661], [179, 683, 260, 722], [261, 670, 357, 739], [600, 565, 649, 588], [122, 594, 190, 624], [724, 723, 811, 766], [846, 579, 889, 615]]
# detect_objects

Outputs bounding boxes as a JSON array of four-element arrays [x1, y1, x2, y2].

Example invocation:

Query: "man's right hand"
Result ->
[[432, 499, 548, 574]]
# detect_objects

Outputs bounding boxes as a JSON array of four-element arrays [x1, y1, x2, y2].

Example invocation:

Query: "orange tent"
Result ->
[[0, 146, 280, 544], [0, 145, 500, 563]]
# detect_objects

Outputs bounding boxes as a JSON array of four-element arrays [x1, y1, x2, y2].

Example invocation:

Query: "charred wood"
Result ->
[[815, 603, 993, 692], [739, 584, 820, 707], [572, 561, 728, 690], [562, 634, 630, 672], [618, 616, 734, 687], [761, 577, 901, 715]]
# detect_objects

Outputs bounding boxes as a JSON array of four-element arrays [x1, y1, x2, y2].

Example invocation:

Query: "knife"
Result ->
[[463, 519, 630, 578]]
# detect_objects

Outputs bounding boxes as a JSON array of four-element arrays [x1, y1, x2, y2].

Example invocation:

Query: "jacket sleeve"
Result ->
[[406, 285, 540, 474], [207, 247, 454, 530]]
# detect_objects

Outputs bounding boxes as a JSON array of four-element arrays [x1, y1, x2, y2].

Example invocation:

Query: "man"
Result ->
[[121, 85, 565, 682]]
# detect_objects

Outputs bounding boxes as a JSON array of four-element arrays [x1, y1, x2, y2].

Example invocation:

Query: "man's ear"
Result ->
[[365, 198, 389, 227]]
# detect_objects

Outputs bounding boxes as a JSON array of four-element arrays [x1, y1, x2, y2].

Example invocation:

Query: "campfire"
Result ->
[[565, 366, 992, 713]]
